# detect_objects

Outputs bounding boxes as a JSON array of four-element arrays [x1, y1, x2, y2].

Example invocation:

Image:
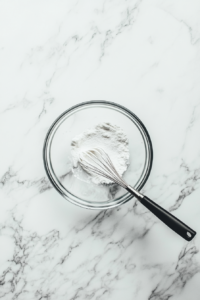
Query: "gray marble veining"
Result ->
[[0, 0, 200, 299]]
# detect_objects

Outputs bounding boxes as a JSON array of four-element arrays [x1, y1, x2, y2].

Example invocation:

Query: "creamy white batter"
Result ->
[[71, 122, 129, 184]]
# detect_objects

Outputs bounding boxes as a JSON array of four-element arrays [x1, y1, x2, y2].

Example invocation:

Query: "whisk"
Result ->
[[79, 147, 196, 241]]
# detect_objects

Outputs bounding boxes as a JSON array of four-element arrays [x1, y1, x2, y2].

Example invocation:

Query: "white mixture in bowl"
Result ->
[[71, 122, 129, 184]]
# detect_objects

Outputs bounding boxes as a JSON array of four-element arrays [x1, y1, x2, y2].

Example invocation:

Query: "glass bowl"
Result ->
[[43, 100, 153, 209]]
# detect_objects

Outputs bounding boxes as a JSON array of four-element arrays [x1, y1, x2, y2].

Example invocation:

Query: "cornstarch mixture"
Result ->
[[71, 122, 129, 184]]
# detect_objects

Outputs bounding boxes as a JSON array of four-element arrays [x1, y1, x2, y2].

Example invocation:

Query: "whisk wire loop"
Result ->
[[79, 148, 127, 188]]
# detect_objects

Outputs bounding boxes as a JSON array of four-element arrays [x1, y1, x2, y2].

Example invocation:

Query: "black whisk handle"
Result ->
[[141, 196, 196, 241], [126, 186, 196, 241]]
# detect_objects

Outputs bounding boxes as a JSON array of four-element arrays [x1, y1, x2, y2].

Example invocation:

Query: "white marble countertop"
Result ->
[[0, 1, 200, 299]]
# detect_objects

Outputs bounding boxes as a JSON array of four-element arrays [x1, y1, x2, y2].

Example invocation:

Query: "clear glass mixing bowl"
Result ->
[[43, 101, 153, 209]]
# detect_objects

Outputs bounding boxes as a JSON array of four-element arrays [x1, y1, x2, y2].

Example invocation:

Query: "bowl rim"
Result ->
[[43, 100, 153, 209]]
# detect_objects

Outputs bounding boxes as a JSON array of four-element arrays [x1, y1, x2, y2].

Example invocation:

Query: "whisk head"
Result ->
[[79, 147, 127, 189]]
